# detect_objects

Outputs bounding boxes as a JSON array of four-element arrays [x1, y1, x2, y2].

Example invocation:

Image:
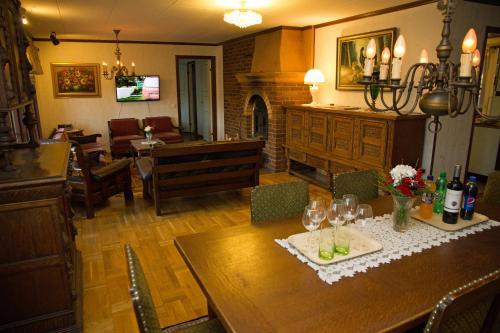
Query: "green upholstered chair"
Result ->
[[332, 169, 378, 202], [250, 180, 309, 223], [423, 269, 500, 333], [483, 171, 500, 206], [125, 244, 225, 333]]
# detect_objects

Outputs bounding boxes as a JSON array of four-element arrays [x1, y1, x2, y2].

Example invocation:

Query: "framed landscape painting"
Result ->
[[51, 63, 101, 98], [336, 28, 397, 91]]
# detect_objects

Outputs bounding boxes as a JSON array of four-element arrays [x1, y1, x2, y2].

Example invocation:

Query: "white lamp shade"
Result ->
[[304, 69, 325, 85]]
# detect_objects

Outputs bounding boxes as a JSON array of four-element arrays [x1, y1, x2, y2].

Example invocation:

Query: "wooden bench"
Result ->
[[144, 140, 264, 215]]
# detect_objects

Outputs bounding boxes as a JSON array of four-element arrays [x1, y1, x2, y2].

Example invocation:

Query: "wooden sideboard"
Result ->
[[0, 142, 82, 332], [284, 105, 428, 189]]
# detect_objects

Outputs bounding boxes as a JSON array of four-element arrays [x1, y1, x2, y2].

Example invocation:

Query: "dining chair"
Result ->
[[482, 171, 500, 206], [124, 244, 225, 333], [332, 169, 378, 202], [250, 180, 309, 223], [423, 268, 500, 333]]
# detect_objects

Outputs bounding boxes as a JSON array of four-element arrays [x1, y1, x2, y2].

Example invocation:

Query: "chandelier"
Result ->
[[102, 30, 135, 80], [224, 1, 262, 28], [358, 0, 499, 135]]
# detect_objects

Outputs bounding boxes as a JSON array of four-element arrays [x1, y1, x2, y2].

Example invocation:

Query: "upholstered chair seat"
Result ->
[[144, 116, 183, 144]]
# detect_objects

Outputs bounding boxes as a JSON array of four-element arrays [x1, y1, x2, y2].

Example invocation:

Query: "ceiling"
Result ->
[[21, 0, 417, 44]]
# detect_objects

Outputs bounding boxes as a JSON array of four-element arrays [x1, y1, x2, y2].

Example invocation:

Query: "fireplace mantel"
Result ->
[[236, 72, 305, 84]]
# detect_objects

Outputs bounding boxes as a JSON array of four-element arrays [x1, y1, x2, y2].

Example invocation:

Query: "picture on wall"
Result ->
[[51, 63, 101, 98], [336, 28, 396, 91]]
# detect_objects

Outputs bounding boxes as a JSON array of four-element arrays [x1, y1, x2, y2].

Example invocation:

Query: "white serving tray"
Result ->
[[411, 209, 489, 231], [287, 227, 383, 265]]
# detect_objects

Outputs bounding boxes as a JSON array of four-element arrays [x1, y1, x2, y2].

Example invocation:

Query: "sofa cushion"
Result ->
[[112, 134, 143, 143], [153, 131, 183, 143], [145, 117, 172, 132], [110, 119, 140, 136]]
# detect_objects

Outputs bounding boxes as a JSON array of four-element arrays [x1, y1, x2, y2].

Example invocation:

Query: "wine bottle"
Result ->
[[442, 165, 463, 224]]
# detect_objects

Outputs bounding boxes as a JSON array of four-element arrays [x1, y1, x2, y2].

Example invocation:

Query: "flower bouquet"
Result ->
[[380, 165, 425, 232]]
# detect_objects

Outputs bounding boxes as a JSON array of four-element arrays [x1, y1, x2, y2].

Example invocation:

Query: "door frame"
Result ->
[[186, 61, 198, 136], [175, 55, 217, 140], [464, 26, 500, 178]]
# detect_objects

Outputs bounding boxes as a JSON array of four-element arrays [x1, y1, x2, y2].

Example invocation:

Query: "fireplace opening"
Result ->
[[251, 95, 268, 141]]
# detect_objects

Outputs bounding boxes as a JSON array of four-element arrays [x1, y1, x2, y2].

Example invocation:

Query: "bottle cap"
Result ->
[[426, 175, 434, 180], [469, 175, 477, 182]]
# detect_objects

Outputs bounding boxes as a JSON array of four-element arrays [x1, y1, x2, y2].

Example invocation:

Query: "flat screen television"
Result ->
[[115, 75, 160, 102]]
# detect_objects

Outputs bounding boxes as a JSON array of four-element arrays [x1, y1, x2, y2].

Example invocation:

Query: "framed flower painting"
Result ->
[[51, 63, 101, 98]]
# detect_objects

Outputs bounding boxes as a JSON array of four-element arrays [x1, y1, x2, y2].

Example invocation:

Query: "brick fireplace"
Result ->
[[223, 28, 312, 171]]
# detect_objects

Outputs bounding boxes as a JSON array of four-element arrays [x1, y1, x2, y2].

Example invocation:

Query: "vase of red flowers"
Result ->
[[381, 165, 425, 232]]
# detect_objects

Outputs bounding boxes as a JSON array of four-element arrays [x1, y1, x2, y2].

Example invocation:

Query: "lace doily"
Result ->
[[275, 214, 500, 285]]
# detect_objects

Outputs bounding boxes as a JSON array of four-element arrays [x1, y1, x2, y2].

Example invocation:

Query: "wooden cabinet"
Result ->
[[0, 143, 82, 333], [284, 105, 427, 190]]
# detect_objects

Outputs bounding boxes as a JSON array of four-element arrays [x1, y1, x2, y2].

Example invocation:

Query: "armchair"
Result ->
[[68, 142, 133, 219], [143, 116, 183, 144], [108, 118, 143, 157]]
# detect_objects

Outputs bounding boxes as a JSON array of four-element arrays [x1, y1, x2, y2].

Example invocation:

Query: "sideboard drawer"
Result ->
[[354, 119, 388, 168], [306, 154, 329, 171], [288, 149, 306, 163]]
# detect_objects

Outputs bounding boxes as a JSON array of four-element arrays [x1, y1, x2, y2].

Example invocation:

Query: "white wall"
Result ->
[[34, 41, 224, 148], [313, 0, 500, 176]]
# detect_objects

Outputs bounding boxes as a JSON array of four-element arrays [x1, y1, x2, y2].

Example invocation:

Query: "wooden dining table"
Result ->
[[174, 196, 500, 333]]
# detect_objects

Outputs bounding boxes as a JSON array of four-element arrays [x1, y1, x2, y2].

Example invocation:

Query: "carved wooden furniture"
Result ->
[[174, 195, 500, 333], [68, 142, 133, 219], [143, 116, 183, 144], [0, 142, 82, 332], [284, 105, 427, 190], [150, 140, 264, 215], [108, 118, 143, 157], [0, 0, 42, 171]]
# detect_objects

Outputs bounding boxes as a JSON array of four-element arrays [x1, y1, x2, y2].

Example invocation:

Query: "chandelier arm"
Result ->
[[363, 85, 391, 112], [392, 64, 422, 109], [456, 89, 473, 116], [448, 84, 466, 118], [379, 86, 396, 111]]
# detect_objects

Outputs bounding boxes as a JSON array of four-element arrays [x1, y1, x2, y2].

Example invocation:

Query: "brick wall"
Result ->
[[223, 37, 255, 136], [223, 36, 310, 171]]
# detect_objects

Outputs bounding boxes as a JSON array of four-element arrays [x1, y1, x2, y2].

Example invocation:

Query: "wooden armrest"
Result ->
[[71, 134, 102, 144]]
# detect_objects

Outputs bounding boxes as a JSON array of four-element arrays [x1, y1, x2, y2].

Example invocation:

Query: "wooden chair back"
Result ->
[[125, 244, 162, 333], [424, 269, 500, 333], [250, 180, 309, 223]]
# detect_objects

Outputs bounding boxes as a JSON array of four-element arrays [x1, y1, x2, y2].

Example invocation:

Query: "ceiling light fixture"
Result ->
[[102, 29, 135, 80], [357, 0, 498, 174], [224, 1, 262, 28]]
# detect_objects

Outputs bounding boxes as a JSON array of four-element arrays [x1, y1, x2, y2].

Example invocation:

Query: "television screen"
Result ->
[[115, 75, 160, 102]]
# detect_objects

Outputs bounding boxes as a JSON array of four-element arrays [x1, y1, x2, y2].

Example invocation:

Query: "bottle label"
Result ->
[[463, 195, 476, 211], [421, 193, 433, 204], [444, 189, 462, 213]]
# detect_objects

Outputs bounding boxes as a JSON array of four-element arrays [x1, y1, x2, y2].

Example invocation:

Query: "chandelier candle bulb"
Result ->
[[391, 35, 406, 80], [459, 28, 477, 78], [419, 49, 429, 64], [472, 49, 481, 67], [363, 39, 377, 77], [379, 47, 391, 80]]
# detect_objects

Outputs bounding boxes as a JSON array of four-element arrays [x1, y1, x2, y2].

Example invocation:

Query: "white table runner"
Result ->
[[275, 213, 500, 285]]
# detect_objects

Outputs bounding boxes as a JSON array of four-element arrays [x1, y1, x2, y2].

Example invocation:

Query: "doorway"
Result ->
[[465, 26, 500, 187], [176, 56, 217, 141]]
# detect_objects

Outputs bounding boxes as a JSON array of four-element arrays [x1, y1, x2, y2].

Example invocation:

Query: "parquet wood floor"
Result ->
[[75, 171, 330, 332]]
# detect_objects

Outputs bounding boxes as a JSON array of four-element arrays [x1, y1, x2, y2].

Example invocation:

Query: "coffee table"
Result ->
[[130, 138, 165, 162]]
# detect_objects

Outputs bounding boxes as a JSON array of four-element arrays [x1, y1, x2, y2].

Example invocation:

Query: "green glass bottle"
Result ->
[[433, 171, 448, 214]]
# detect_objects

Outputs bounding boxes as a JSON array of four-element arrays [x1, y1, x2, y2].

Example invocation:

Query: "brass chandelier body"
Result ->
[[102, 29, 133, 80], [358, 0, 498, 133]]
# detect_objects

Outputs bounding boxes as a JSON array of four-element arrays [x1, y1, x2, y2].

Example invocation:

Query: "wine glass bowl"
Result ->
[[327, 199, 347, 227], [342, 194, 359, 224], [357, 204, 373, 227]]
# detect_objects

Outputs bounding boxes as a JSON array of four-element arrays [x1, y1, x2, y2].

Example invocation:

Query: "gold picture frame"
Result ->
[[336, 28, 397, 91], [51, 63, 101, 98]]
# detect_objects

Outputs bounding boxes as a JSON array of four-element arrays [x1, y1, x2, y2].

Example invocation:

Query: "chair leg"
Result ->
[[86, 202, 95, 219], [142, 179, 151, 199], [124, 179, 134, 202]]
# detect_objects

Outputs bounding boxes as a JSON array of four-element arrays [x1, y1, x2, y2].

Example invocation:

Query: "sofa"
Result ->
[[136, 139, 265, 215], [143, 116, 183, 144]]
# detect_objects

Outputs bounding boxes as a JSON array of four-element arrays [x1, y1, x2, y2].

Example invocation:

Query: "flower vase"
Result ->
[[392, 195, 415, 232], [145, 132, 153, 143]]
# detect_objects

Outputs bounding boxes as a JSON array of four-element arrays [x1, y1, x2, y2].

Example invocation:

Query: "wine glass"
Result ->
[[357, 204, 373, 227], [302, 206, 321, 250], [327, 199, 346, 229], [342, 194, 359, 224]]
